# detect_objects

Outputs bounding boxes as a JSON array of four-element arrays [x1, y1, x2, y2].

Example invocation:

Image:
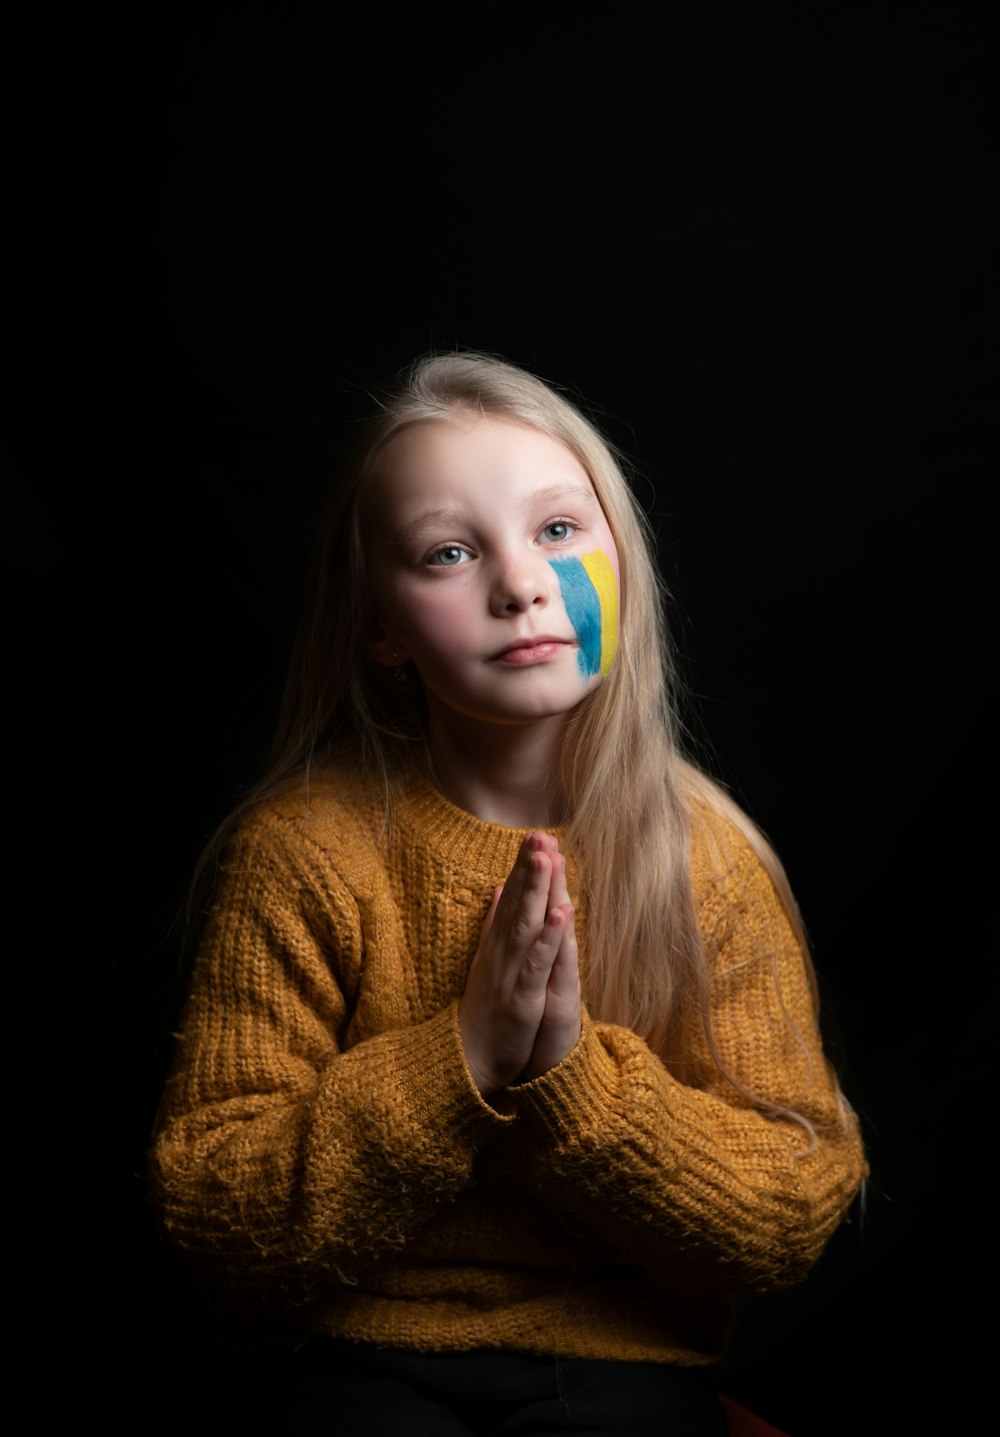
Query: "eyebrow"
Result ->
[[390, 485, 599, 545]]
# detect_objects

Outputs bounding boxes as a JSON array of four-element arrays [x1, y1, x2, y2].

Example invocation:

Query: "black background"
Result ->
[[12, 4, 994, 1431]]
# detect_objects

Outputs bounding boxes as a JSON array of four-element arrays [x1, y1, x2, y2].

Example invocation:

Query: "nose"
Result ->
[[489, 553, 552, 616]]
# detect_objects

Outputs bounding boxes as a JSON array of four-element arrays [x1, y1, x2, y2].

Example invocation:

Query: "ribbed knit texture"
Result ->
[[150, 773, 865, 1364]]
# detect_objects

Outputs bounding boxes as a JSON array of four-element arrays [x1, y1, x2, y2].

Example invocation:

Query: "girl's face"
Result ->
[[367, 414, 621, 731]]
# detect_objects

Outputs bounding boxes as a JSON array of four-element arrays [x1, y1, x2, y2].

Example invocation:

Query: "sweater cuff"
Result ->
[[404, 999, 517, 1133]]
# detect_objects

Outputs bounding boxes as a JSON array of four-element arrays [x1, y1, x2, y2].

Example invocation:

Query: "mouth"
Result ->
[[492, 636, 577, 666]]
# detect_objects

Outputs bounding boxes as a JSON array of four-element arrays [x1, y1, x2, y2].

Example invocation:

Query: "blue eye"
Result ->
[[428, 545, 469, 567], [541, 521, 575, 543]]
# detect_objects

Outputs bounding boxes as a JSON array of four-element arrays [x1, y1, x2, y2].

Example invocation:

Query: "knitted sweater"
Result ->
[[150, 772, 864, 1365]]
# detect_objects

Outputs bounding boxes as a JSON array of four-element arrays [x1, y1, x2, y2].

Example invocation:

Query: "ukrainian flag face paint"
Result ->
[[549, 550, 619, 680]]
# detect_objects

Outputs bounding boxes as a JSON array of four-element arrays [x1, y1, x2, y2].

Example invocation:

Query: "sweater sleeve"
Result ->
[[508, 819, 866, 1294], [149, 811, 509, 1299]]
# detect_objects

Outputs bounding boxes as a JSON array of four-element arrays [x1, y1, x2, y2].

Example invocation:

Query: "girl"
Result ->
[[151, 353, 865, 1434]]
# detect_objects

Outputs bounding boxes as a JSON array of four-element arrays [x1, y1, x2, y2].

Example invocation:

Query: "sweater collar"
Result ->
[[393, 770, 567, 881]]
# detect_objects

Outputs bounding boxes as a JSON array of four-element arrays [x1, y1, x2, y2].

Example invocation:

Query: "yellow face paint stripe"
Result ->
[[581, 550, 619, 678]]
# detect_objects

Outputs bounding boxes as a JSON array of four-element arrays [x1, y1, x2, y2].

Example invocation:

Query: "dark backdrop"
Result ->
[[13, 5, 994, 1431]]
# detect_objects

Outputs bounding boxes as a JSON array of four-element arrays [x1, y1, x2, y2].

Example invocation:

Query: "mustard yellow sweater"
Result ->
[[150, 773, 864, 1365]]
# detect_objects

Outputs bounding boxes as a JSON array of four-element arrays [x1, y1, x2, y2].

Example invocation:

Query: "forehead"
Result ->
[[369, 415, 597, 513]]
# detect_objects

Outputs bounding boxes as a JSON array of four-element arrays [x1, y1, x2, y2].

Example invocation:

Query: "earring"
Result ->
[[392, 652, 408, 683]]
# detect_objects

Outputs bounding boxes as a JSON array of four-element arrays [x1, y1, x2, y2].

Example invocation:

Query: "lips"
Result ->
[[492, 635, 576, 665]]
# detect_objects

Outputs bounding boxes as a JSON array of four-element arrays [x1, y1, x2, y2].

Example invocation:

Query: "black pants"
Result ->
[[252, 1341, 728, 1435]]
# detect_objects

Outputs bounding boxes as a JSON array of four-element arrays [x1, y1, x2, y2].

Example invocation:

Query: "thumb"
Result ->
[[479, 885, 504, 939]]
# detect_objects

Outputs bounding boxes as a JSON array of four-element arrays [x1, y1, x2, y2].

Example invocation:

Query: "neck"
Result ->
[[424, 702, 568, 827]]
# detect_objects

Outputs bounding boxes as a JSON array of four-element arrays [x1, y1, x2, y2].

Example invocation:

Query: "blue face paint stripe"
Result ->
[[549, 557, 603, 678]]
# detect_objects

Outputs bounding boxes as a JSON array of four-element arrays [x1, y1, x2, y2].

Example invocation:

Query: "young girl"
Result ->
[[151, 353, 865, 1434]]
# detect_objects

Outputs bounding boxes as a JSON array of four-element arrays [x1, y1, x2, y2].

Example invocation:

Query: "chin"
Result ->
[[484, 691, 599, 725]]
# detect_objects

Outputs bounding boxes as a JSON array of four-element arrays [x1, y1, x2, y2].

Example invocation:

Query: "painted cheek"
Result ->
[[548, 550, 620, 679]]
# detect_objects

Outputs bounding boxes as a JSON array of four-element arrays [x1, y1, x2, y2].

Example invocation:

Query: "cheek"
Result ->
[[394, 586, 471, 659], [549, 550, 620, 680]]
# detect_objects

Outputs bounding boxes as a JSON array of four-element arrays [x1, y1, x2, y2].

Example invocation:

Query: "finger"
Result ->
[[483, 858, 553, 990], [519, 908, 581, 1082], [491, 835, 543, 942], [512, 900, 566, 993], [548, 904, 580, 989], [548, 852, 571, 910], [508, 850, 553, 949]]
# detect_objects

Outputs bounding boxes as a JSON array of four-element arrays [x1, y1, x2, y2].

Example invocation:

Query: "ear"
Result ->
[[369, 618, 410, 669]]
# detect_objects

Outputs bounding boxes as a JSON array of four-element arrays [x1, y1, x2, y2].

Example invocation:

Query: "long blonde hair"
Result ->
[[258, 350, 815, 1091]]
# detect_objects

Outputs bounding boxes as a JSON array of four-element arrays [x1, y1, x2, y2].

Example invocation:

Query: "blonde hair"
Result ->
[[259, 351, 818, 1094]]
